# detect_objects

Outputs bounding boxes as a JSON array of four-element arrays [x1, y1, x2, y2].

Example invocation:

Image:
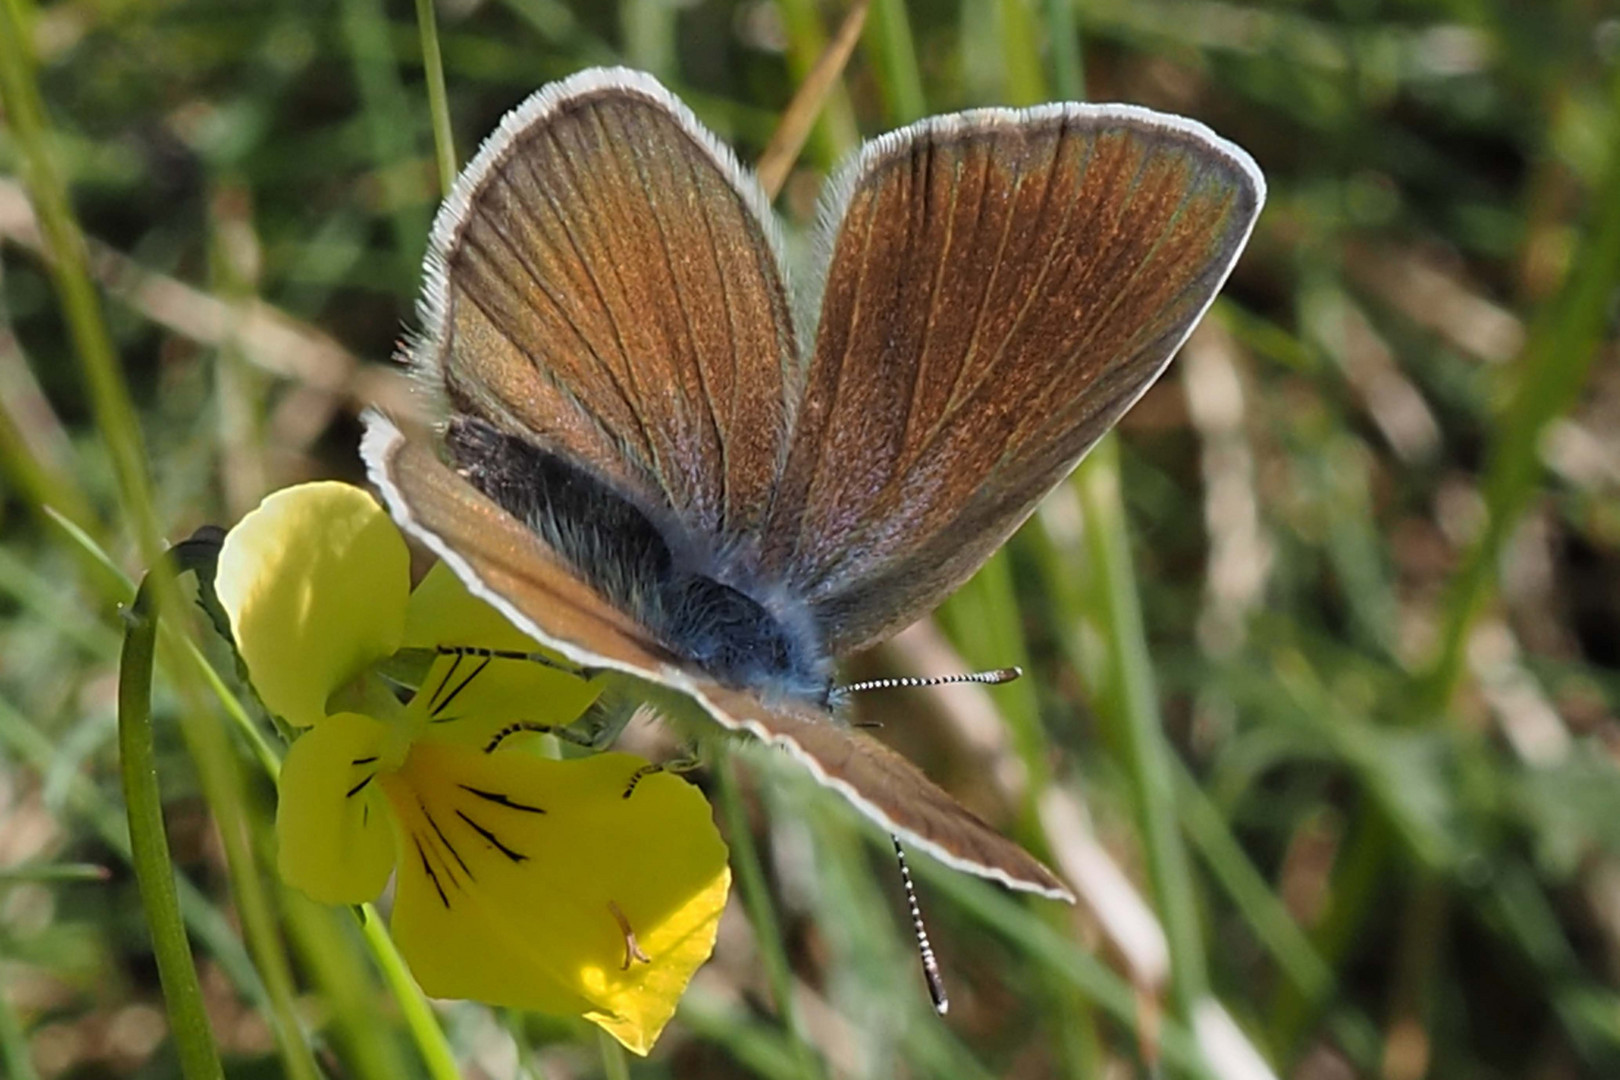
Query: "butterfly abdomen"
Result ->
[[447, 416, 832, 703]]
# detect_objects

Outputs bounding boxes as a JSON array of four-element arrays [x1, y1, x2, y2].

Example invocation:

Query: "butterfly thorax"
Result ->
[[446, 416, 834, 704]]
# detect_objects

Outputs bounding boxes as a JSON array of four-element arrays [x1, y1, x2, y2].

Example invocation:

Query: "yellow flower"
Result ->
[[215, 481, 729, 1054]]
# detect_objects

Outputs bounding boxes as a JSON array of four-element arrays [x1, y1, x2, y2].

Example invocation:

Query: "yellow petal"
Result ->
[[277, 712, 397, 905], [402, 562, 600, 748], [217, 482, 410, 727], [382, 743, 729, 1053]]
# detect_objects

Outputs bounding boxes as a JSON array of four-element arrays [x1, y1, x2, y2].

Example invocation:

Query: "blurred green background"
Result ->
[[3, 0, 1620, 1077]]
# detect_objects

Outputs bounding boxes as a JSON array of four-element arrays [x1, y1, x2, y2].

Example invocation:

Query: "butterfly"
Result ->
[[362, 66, 1263, 904]]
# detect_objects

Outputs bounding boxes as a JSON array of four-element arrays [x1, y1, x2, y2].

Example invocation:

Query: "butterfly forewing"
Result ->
[[764, 107, 1264, 653], [416, 68, 800, 541], [362, 412, 1073, 900]]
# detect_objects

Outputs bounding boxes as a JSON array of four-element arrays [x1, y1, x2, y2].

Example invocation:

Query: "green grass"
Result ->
[[3, 1, 1620, 1077]]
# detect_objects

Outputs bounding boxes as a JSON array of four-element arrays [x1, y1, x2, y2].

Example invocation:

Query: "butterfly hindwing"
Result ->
[[362, 412, 1072, 900]]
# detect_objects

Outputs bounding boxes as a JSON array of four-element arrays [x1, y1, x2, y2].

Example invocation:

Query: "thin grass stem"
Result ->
[[117, 563, 226, 1080], [714, 753, 824, 1080], [414, 0, 458, 195], [863, 0, 925, 123], [1073, 440, 1212, 1063]]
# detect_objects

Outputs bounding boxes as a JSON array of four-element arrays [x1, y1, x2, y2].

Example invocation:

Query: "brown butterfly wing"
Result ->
[[362, 412, 1073, 901], [413, 68, 799, 541], [699, 684, 1071, 899], [761, 106, 1265, 654]]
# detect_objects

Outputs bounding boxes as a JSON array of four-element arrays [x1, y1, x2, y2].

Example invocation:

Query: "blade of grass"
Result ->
[[619, 0, 679, 80], [1073, 439, 1213, 1068], [997, 0, 1046, 106], [1044, 0, 1083, 100], [772, 0, 863, 175], [414, 0, 457, 196], [715, 753, 825, 1080], [758, 0, 869, 200], [343, 0, 430, 281], [863, 0, 925, 124]]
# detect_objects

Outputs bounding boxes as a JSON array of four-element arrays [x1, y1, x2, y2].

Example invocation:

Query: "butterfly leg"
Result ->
[[621, 750, 703, 799], [484, 720, 603, 754]]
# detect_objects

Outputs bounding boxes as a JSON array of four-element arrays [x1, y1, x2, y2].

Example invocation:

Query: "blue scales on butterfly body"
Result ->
[[447, 415, 835, 704]]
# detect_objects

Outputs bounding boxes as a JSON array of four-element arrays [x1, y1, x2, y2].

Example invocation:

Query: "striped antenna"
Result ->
[[834, 667, 1021, 700], [893, 835, 949, 1015]]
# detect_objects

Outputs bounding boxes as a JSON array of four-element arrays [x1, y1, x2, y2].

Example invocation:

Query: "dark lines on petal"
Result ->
[[420, 798, 473, 882], [428, 651, 463, 712], [432, 653, 490, 718], [456, 809, 527, 863], [459, 784, 546, 814], [415, 837, 449, 908], [347, 774, 374, 798], [352, 756, 378, 765]]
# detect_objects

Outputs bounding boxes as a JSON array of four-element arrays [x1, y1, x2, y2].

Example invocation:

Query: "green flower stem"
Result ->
[[597, 1026, 631, 1080], [123, 536, 323, 1080], [118, 558, 226, 1080], [714, 753, 824, 1080], [360, 904, 462, 1080], [413, 0, 458, 196], [1073, 440, 1212, 1053], [183, 619, 458, 1080]]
